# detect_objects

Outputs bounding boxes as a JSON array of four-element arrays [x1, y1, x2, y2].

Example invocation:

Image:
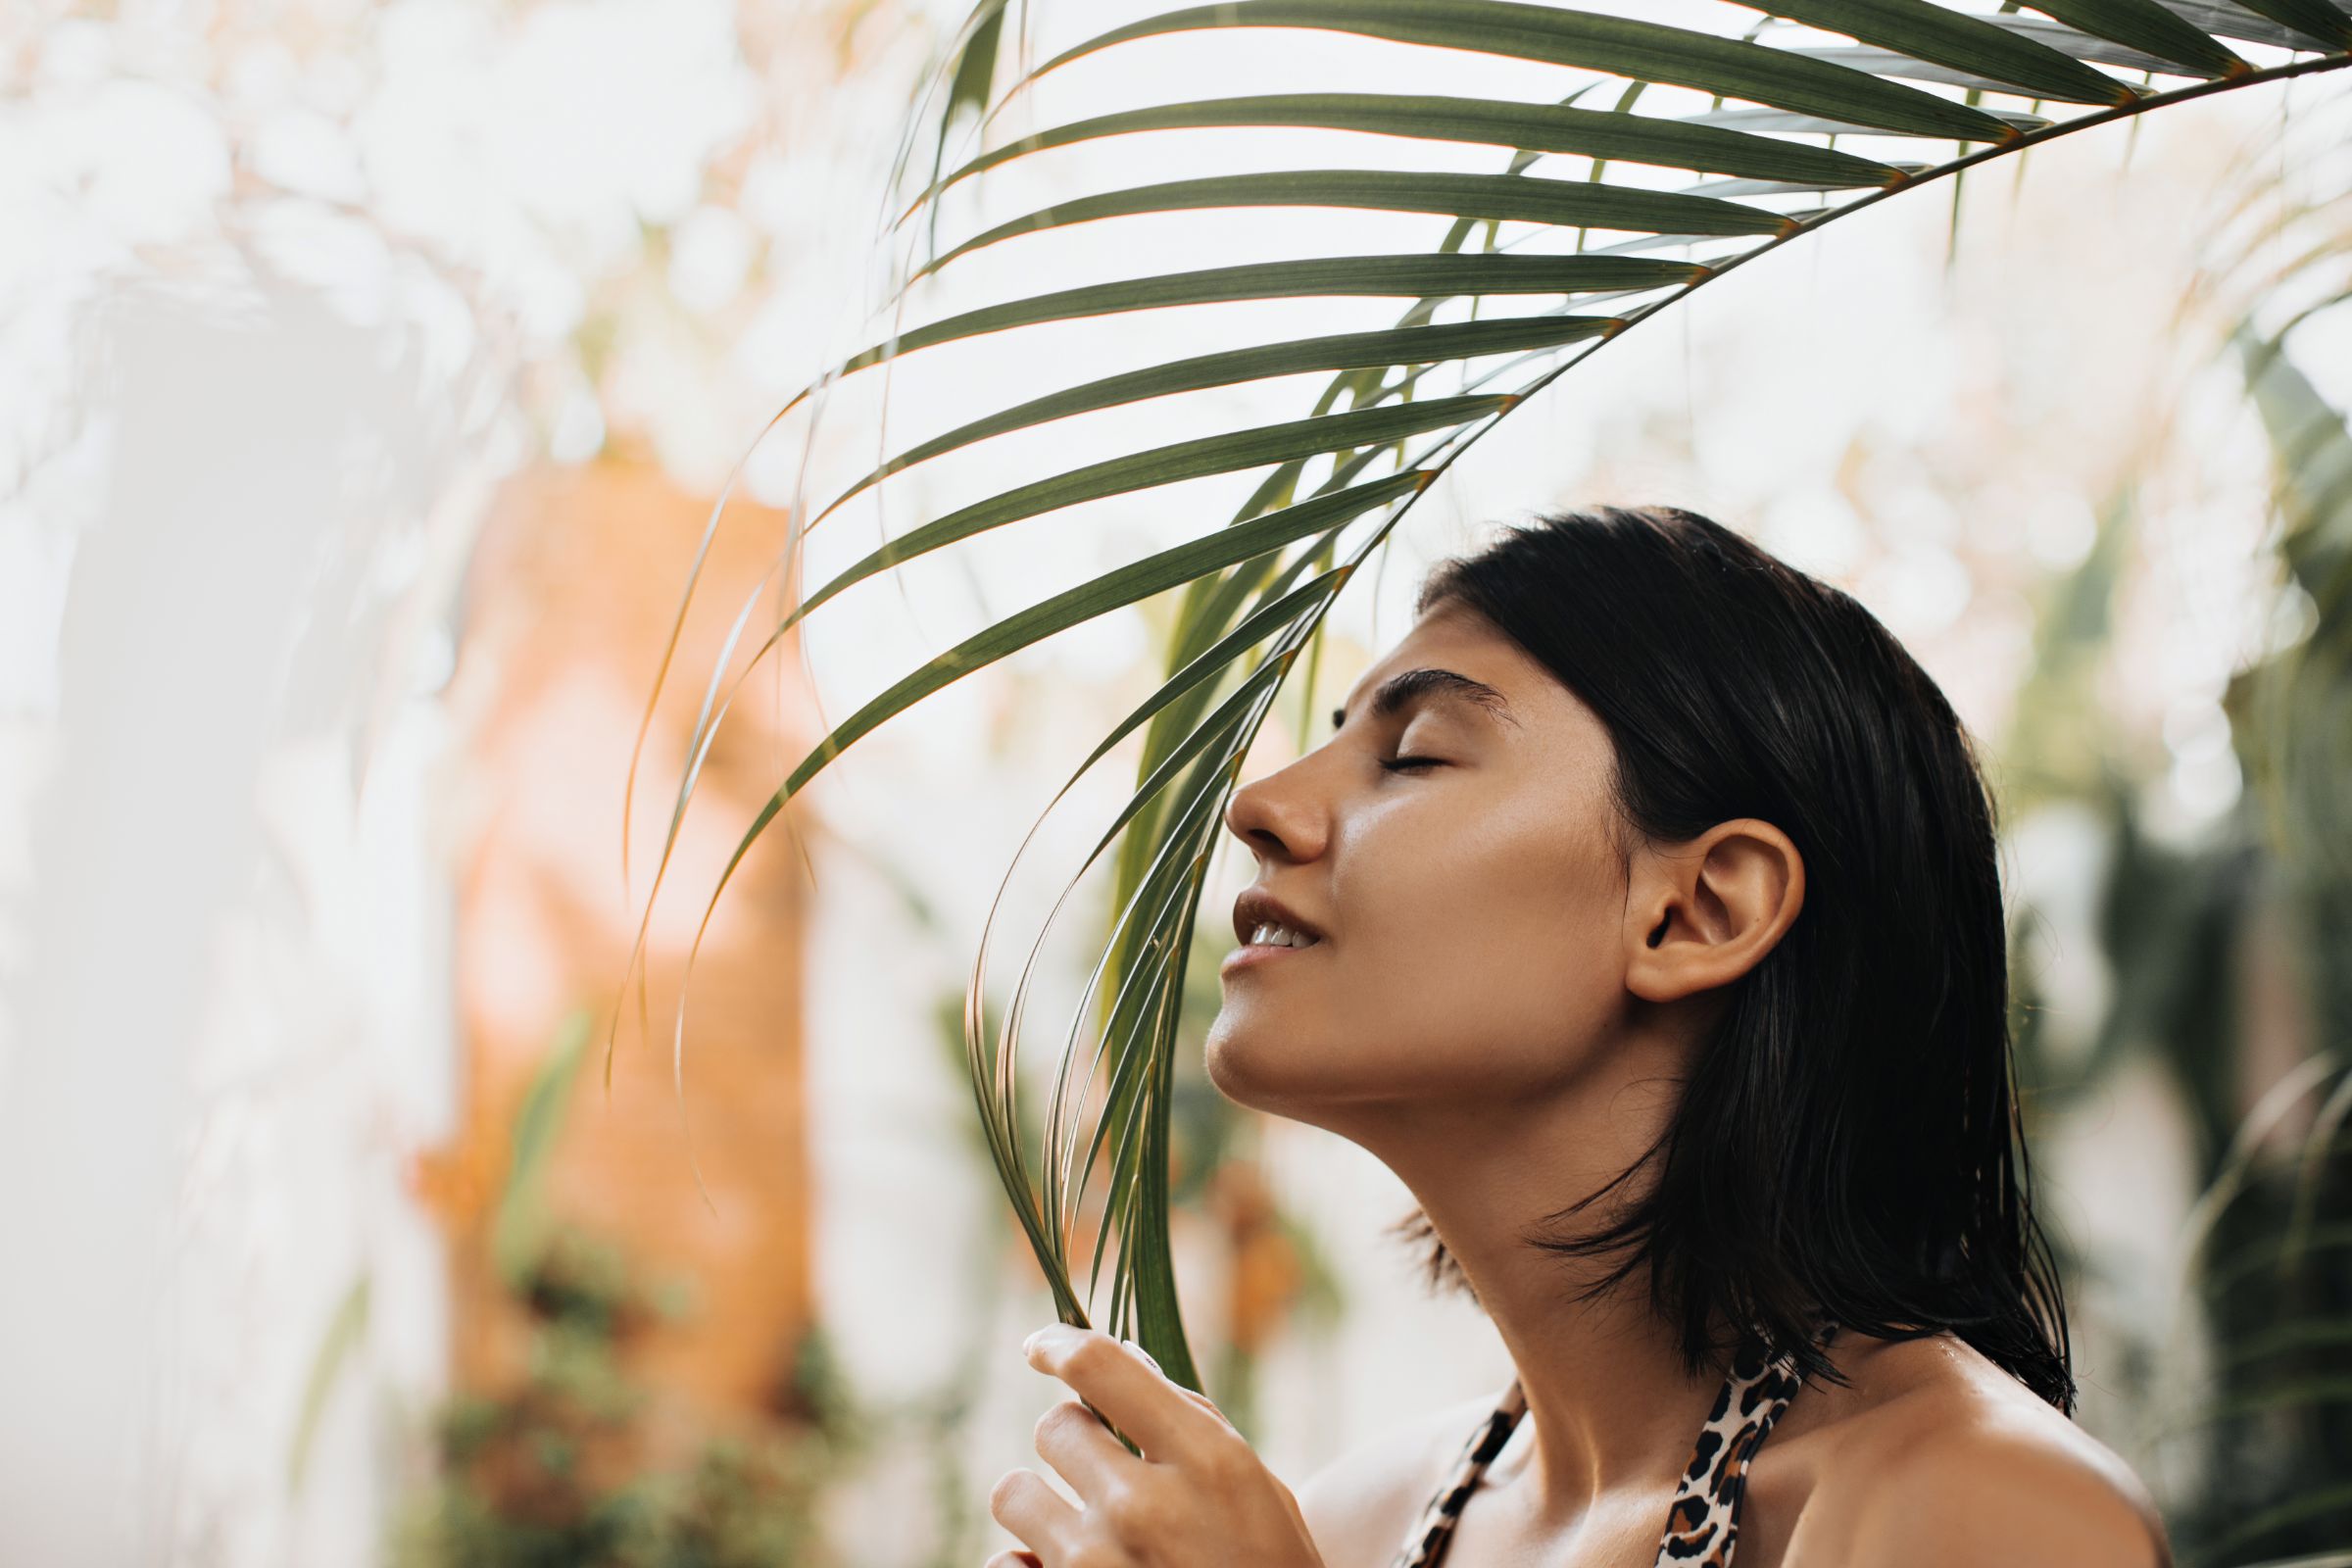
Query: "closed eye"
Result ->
[[1379, 755, 1446, 773]]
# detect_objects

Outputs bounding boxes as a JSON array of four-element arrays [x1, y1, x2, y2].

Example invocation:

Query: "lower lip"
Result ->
[[1220, 940, 1325, 975]]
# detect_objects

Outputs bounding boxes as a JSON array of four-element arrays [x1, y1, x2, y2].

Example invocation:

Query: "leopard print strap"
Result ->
[[1652, 1331, 1822, 1567], [1387, 1379, 1529, 1568], [1387, 1327, 1829, 1568]]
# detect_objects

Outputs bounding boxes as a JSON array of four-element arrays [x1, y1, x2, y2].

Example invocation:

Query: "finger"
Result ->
[[1159, 1371, 1231, 1423], [1178, 1386, 1241, 1435], [1111, 1333, 1241, 1439], [988, 1468, 1079, 1557], [1034, 1396, 1149, 1500], [1023, 1326, 1220, 1462]]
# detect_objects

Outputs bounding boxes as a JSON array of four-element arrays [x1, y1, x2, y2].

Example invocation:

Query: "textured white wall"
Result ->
[[0, 275, 491, 1567]]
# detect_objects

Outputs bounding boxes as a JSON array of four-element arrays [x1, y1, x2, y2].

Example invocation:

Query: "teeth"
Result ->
[[1249, 921, 1318, 949]]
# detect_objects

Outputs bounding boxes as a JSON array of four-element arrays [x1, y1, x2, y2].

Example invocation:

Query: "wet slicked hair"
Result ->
[[1395, 504, 2073, 1411]]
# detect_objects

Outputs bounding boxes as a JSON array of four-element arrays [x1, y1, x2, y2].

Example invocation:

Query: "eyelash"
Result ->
[[1379, 755, 1445, 774]]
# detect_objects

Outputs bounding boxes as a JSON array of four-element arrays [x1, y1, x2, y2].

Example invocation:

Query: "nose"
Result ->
[[1222, 753, 1330, 864]]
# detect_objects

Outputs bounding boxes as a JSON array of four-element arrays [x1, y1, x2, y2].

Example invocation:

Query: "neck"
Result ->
[[1344, 1036, 1727, 1522]]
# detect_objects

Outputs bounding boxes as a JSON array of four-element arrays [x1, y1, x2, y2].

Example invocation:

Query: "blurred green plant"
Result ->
[[2154, 320, 2352, 1568], [390, 1016, 856, 1568], [624, 1, 2352, 1396], [288, 1273, 373, 1495], [1990, 253, 2352, 1554]]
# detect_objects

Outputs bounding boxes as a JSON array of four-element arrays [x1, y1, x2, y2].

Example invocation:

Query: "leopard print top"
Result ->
[[1389, 1331, 1827, 1568]]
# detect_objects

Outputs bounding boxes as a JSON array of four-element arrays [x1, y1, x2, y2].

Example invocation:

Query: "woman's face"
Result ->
[[1205, 599, 1640, 1124]]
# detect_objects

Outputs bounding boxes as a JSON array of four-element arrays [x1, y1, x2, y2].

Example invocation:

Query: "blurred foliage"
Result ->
[[2157, 327, 2352, 1568], [1997, 322, 2352, 1562], [390, 1022, 858, 1568]]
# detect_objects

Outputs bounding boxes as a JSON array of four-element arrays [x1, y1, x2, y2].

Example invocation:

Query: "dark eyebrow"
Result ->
[[1330, 667, 1519, 734]]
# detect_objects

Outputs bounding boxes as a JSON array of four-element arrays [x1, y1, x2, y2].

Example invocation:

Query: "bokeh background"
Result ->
[[4, 1, 2351, 1564]]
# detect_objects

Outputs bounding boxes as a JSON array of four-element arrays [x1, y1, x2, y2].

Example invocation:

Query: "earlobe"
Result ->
[[1625, 819, 1804, 1004]]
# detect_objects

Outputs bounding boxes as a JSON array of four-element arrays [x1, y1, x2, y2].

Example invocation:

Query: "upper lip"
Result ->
[[1233, 887, 1328, 949]]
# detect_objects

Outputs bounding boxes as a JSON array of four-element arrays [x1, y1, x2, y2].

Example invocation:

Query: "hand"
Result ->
[[985, 1324, 1327, 1568]]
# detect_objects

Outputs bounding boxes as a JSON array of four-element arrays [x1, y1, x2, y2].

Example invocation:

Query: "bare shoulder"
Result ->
[[1780, 1334, 2170, 1568], [1292, 1388, 1502, 1568]]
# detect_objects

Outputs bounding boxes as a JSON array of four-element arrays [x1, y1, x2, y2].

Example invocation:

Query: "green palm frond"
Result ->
[[621, 0, 2352, 1395]]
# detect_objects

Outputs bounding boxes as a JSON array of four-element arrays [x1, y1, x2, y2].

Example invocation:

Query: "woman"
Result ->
[[986, 505, 2170, 1568]]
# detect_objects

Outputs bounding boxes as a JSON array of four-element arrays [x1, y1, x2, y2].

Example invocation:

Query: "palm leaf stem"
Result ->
[[1047, 738, 1261, 1244]]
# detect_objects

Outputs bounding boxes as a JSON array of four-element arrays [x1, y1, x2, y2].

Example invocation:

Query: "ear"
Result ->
[[1623, 818, 1806, 1004]]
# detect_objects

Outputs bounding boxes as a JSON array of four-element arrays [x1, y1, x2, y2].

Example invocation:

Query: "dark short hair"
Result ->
[[1398, 503, 2074, 1411]]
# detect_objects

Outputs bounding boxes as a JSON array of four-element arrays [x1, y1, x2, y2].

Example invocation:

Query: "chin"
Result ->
[[1203, 1014, 1289, 1114], [1201, 1020, 1256, 1105], [1203, 1013, 1352, 1123]]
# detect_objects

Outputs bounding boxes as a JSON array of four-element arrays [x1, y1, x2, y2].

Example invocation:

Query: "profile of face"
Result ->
[[1204, 597, 1804, 1137]]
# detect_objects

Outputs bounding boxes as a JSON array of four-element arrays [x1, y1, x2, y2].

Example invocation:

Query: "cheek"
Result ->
[[1357, 814, 1621, 1082], [1206, 793, 1625, 1110]]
